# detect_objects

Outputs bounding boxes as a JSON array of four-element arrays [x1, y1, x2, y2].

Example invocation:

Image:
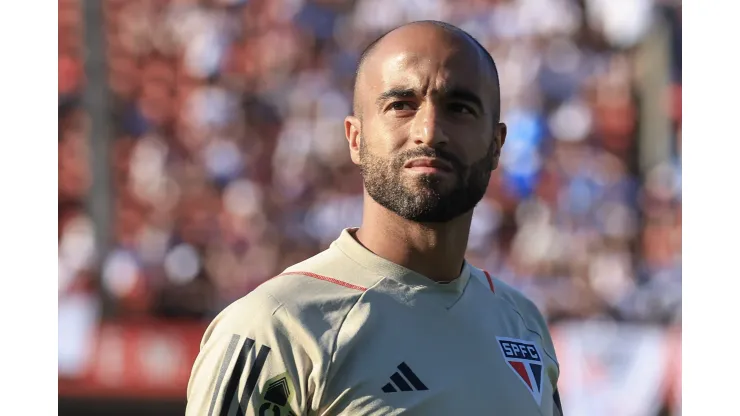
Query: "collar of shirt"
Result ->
[[332, 227, 472, 308]]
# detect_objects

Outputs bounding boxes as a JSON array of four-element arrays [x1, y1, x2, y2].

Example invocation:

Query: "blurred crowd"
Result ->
[[58, 0, 681, 324]]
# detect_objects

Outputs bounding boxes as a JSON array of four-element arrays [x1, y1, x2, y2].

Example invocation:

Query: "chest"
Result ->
[[317, 292, 558, 415]]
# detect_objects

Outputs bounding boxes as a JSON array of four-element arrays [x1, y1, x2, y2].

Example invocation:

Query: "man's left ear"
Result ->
[[345, 115, 362, 165], [491, 122, 507, 170]]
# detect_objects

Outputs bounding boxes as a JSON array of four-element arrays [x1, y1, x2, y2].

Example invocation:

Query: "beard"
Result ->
[[359, 138, 494, 223]]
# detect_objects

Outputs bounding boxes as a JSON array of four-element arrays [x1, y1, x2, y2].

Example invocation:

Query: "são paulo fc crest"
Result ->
[[496, 337, 545, 405]]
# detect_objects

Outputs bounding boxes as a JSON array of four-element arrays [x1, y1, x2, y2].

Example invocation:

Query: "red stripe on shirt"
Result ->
[[276, 272, 367, 292], [509, 361, 532, 389], [483, 270, 495, 293]]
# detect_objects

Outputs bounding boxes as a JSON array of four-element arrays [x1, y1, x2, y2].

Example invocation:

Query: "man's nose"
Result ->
[[411, 104, 449, 148]]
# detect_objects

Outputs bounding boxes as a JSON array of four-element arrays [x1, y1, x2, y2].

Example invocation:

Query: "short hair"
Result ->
[[353, 20, 501, 121]]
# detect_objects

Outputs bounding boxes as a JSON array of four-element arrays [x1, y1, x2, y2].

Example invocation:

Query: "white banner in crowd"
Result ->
[[553, 321, 672, 416]]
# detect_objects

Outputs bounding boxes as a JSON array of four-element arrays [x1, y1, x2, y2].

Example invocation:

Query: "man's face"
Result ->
[[359, 133, 495, 223], [349, 25, 505, 223]]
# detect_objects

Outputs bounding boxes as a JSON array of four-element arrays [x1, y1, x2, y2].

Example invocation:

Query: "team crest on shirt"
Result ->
[[496, 337, 545, 406]]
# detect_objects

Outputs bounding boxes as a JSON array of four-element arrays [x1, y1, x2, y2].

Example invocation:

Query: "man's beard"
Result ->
[[359, 138, 494, 223]]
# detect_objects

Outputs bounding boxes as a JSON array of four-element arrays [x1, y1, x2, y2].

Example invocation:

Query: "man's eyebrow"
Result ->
[[376, 88, 417, 107], [375, 86, 485, 112]]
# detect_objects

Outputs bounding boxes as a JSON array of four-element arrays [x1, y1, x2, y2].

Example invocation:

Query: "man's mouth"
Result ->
[[404, 157, 454, 173]]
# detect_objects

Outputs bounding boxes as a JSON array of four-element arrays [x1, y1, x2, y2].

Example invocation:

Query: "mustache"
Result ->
[[394, 147, 464, 171]]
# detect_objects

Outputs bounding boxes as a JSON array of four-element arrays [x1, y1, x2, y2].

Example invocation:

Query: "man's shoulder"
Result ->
[[265, 243, 383, 306], [470, 267, 551, 334], [476, 271, 558, 363], [468, 267, 532, 306], [489, 276, 542, 317], [214, 244, 379, 340]]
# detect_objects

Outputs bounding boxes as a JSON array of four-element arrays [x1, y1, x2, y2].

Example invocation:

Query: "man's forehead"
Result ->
[[358, 27, 491, 97], [374, 51, 485, 90]]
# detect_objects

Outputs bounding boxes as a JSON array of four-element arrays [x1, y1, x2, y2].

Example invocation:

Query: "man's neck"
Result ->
[[355, 201, 472, 283]]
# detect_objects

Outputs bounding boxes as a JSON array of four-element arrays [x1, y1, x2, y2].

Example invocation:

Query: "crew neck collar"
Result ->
[[332, 228, 472, 297]]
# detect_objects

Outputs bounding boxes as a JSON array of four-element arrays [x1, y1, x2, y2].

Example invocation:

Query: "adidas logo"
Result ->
[[381, 362, 428, 393]]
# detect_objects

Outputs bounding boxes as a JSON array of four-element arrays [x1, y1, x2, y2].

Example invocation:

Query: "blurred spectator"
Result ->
[[59, 0, 681, 324]]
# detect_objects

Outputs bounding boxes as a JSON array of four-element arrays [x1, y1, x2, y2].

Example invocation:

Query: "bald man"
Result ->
[[186, 21, 563, 416]]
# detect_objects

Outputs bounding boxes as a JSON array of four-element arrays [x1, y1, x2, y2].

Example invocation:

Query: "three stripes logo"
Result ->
[[496, 336, 545, 406], [209, 334, 272, 416], [381, 362, 428, 393]]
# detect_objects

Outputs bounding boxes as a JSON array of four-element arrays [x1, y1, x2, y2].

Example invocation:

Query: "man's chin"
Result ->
[[403, 175, 457, 193], [404, 183, 457, 200], [398, 208, 462, 224]]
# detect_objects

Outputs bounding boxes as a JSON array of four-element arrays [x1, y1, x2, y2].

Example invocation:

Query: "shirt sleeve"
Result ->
[[499, 281, 563, 415], [527, 302, 563, 416], [186, 294, 312, 416], [527, 303, 563, 416], [553, 388, 564, 416]]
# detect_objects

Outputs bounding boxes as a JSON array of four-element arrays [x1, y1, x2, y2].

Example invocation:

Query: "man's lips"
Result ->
[[403, 157, 454, 172]]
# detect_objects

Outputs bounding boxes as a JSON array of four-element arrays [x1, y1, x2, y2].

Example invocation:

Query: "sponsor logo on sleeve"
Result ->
[[257, 372, 297, 416]]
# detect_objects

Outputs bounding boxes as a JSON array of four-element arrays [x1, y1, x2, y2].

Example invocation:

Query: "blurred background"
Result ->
[[58, 0, 682, 414]]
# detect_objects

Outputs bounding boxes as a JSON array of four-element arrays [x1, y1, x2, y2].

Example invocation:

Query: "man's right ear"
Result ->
[[345, 115, 362, 165]]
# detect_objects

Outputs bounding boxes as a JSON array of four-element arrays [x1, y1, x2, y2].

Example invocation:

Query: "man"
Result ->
[[187, 21, 564, 415]]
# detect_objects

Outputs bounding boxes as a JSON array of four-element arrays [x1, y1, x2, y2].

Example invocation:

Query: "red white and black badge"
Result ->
[[496, 337, 545, 406]]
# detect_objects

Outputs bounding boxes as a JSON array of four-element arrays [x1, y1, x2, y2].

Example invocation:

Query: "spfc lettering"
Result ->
[[496, 337, 545, 406]]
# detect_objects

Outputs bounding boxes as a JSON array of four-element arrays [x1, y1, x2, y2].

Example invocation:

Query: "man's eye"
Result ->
[[390, 102, 415, 111], [449, 103, 475, 115]]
